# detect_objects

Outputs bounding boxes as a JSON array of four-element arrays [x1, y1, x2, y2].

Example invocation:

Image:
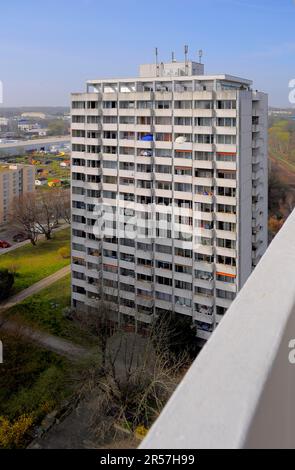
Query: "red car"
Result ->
[[0, 240, 12, 249]]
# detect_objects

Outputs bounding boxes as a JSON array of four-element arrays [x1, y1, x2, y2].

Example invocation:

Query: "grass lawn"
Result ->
[[0, 330, 72, 448], [7, 274, 97, 347], [0, 227, 70, 294]]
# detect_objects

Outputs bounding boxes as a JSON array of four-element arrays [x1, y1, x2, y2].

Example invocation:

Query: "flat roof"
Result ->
[[86, 74, 252, 86]]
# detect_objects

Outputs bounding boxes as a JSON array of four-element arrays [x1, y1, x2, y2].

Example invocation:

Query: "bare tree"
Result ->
[[53, 188, 71, 225], [37, 191, 60, 240], [72, 309, 190, 445], [10, 193, 39, 245]]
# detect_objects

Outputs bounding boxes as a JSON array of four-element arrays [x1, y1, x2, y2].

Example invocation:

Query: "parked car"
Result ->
[[0, 240, 12, 249], [12, 233, 27, 243]]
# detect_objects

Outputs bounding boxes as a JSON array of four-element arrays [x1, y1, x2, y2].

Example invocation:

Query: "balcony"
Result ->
[[141, 210, 295, 449]]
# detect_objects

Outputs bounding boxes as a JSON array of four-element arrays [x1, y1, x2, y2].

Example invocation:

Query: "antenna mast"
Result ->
[[155, 47, 160, 77], [184, 45, 189, 75], [198, 49, 203, 64]]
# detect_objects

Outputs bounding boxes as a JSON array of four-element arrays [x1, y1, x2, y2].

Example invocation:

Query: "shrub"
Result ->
[[58, 246, 70, 259], [0, 268, 14, 300], [0, 414, 34, 448]]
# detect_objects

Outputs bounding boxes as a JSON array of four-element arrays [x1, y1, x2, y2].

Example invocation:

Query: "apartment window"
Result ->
[[175, 247, 192, 258], [137, 164, 152, 173], [155, 101, 171, 109], [120, 252, 135, 263], [103, 160, 117, 169], [217, 187, 236, 197], [195, 253, 214, 264], [87, 101, 98, 109], [155, 116, 172, 125], [72, 115, 85, 123], [88, 115, 101, 123], [137, 101, 153, 109], [195, 134, 214, 144], [174, 117, 192, 126], [216, 289, 235, 300], [217, 204, 236, 214], [103, 101, 117, 108], [155, 244, 172, 255], [72, 144, 85, 152], [104, 145, 117, 154], [174, 167, 192, 176], [120, 267, 135, 278], [119, 101, 135, 109], [156, 165, 171, 174], [195, 286, 213, 298], [195, 117, 212, 126], [216, 274, 235, 284], [175, 264, 192, 275], [217, 255, 236, 266], [195, 270, 213, 281], [175, 296, 192, 308], [217, 238, 236, 249], [217, 100, 236, 110], [174, 101, 192, 109], [217, 171, 236, 180], [156, 260, 172, 271], [217, 117, 236, 127], [119, 116, 135, 124], [156, 181, 172, 191], [175, 280, 192, 290], [216, 135, 236, 145], [156, 291, 172, 302], [137, 273, 153, 282], [72, 101, 85, 109], [174, 183, 192, 192], [103, 115, 117, 124], [216, 221, 236, 232], [120, 282, 135, 293], [156, 276, 173, 287], [195, 100, 213, 109]]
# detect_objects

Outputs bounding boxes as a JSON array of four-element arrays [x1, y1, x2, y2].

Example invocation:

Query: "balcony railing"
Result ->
[[141, 209, 295, 449]]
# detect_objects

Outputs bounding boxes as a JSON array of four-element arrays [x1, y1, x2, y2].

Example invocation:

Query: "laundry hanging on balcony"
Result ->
[[141, 134, 154, 141]]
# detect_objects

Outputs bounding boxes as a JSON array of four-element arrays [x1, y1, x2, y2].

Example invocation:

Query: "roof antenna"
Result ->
[[155, 47, 160, 77], [198, 49, 203, 64], [184, 45, 189, 75]]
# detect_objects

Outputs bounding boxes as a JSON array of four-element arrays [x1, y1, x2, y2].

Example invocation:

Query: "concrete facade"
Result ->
[[0, 163, 35, 225]]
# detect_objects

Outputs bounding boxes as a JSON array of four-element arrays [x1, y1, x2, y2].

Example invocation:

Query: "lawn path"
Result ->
[[0, 265, 88, 360], [0, 265, 71, 311]]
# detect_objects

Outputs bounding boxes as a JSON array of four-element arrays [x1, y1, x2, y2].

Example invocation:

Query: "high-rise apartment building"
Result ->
[[71, 59, 268, 343], [0, 163, 35, 225]]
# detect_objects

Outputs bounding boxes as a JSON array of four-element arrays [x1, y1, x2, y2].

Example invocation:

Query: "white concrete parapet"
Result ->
[[141, 210, 295, 449]]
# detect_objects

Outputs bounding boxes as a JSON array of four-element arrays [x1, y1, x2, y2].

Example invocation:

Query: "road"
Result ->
[[0, 136, 70, 158], [0, 265, 88, 361]]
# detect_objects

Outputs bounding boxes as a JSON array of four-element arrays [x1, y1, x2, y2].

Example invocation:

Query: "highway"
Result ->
[[0, 135, 70, 157]]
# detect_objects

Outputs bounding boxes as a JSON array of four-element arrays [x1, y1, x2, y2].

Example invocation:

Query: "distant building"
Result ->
[[18, 120, 40, 132], [0, 163, 35, 225], [0, 117, 9, 129], [21, 112, 46, 120]]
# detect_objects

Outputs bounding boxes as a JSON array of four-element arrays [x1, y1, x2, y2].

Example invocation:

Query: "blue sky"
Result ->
[[0, 0, 295, 107]]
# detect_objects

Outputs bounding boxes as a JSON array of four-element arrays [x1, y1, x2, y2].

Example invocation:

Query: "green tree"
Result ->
[[0, 269, 14, 301]]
